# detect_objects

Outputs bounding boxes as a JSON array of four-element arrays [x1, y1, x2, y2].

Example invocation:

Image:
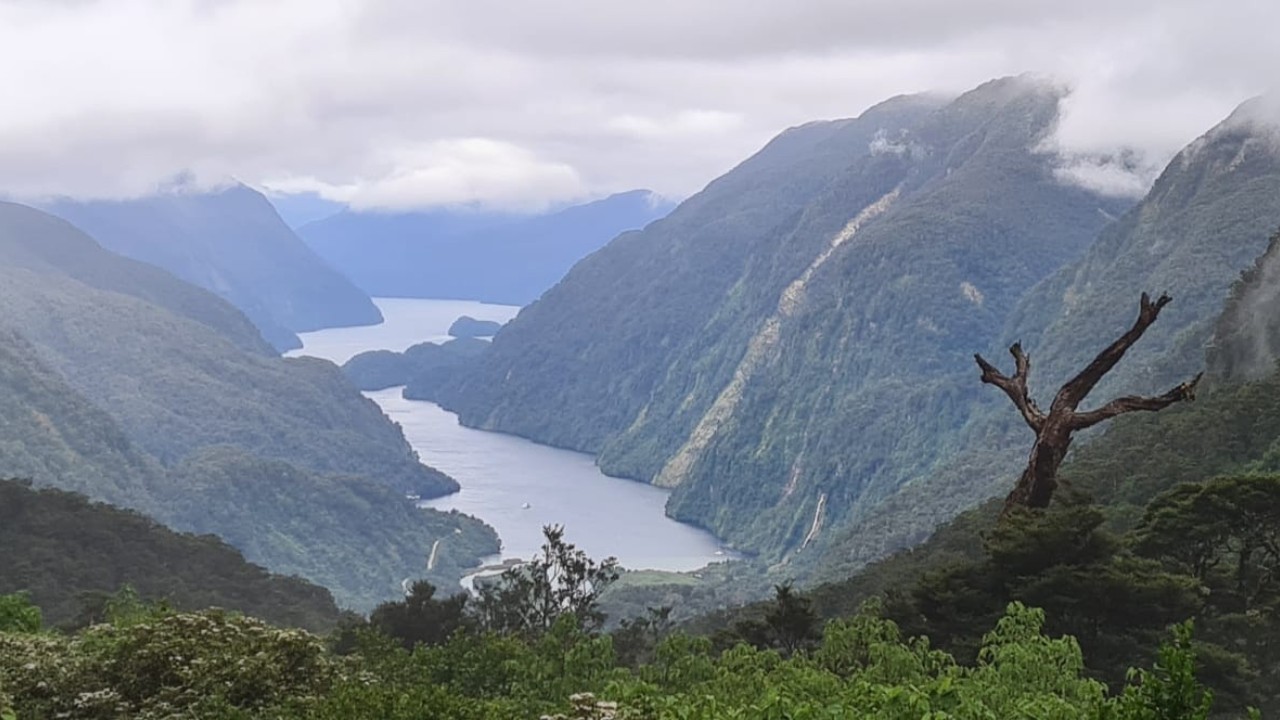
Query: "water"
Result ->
[[292, 298, 730, 572], [293, 297, 521, 366]]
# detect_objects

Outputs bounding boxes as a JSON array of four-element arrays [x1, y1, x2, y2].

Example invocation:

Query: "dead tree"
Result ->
[[976, 292, 1203, 514]]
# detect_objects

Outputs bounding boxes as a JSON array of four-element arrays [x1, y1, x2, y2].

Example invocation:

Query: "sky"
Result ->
[[0, 0, 1276, 212]]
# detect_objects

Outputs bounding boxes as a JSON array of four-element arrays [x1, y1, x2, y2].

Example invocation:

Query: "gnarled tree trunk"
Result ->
[[977, 293, 1202, 515]]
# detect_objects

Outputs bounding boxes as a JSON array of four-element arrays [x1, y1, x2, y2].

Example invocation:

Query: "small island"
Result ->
[[343, 336, 490, 398], [448, 315, 504, 338]]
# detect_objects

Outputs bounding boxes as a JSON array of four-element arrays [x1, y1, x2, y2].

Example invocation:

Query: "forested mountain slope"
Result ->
[[300, 190, 674, 305], [0, 202, 271, 356], [1209, 227, 1280, 381], [678, 246, 1280, 714], [0, 329, 166, 509], [47, 184, 383, 351], [787, 359, 1280, 713], [810, 97, 1280, 583], [439, 92, 947, 449], [439, 77, 1129, 567], [0, 204, 497, 609], [0, 479, 342, 632], [1007, 97, 1280, 398], [0, 203, 449, 495]]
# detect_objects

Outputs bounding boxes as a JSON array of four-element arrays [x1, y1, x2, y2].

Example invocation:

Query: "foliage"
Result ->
[[612, 606, 673, 668], [0, 593, 41, 634], [1114, 622, 1215, 720], [0, 479, 343, 632], [0, 605, 339, 719], [473, 526, 620, 637], [0, 598, 1253, 719], [729, 378, 1280, 714], [369, 581, 471, 650], [730, 583, 821, 657], [160, 448, 499, 611]]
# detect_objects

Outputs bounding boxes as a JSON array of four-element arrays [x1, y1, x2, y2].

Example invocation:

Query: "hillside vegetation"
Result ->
[[687, 251, 1280, 713], [0, 479, 342, 632], [813, 99, 1280, 584], [0, 202, 498, 610], [438, 78, 1131, 572], [0, 536, 1245, 720]]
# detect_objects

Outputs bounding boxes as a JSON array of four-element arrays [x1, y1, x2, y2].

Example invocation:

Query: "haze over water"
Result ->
[[292, 298, 730, 571]]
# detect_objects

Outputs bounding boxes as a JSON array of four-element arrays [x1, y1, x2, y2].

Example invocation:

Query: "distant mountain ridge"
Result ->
[[45, 184, 383, 351], [298, 189, 675, 305]]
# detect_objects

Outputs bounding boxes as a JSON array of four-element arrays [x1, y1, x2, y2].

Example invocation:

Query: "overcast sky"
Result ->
[[0, 0, 1275, 211]]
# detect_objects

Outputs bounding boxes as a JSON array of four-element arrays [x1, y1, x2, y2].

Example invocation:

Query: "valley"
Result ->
[[293, 298, 732, 576], [4, 7, 1280, 711]]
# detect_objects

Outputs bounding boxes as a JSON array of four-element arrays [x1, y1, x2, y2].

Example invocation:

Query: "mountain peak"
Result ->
[[1221, 94, 1280, 135]]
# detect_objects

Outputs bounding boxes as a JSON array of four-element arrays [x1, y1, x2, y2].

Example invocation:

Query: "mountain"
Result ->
[[434, 77, 1132, 571], [0, 203, 497, 609], [0, 328, 168, 509], [1211, 230, 1280, 380], [0, 478, 342, 632], [1006, 96, 1280, 398], [0, 201, 447, 493], [299, 190, 676, 305], [45, 184, 383, 352], [263, 190, 346, 229], [805, 95, 1280, 584], [0, 203, 271, 356]]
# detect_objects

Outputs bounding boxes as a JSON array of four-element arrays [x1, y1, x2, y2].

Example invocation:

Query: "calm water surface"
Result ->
[[292, 298, 729, 572]]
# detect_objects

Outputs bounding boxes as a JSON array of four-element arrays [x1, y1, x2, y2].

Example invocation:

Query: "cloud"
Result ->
[[0, 0, 1279, 210], [264, 139, 583, 212], [607, 111, 744, 140]]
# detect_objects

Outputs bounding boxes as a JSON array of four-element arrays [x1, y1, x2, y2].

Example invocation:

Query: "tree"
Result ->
[[369, 581, 470, 650], [471, 525, 619, 636], [1135, 475, 1280, 612], [733, 582, 821, 656], [613, 605, 674, 667], [1116, 622, 1217, 720], [0, 593, 40, 634], [976, 292, 1202, 513]]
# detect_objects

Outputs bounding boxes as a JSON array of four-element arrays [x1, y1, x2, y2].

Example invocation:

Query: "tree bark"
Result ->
[[976, 293, 1202, 515]]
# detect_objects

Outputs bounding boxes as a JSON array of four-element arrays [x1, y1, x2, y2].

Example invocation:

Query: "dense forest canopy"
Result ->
[[0, 528, 1257, 719]]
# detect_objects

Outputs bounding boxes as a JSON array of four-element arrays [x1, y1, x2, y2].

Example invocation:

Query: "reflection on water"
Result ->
[[294, 298, 730, 572]]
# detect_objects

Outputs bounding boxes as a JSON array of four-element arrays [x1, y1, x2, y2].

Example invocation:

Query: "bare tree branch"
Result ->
[[982, 291, 1200, 515], [1068, 372, 1204, 430], [975, 342, 1045, 432], [1052, 292, 1173, 413]]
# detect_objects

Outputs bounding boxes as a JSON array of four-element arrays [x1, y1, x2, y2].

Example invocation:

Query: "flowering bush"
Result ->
[[0, 608, 339, 719]]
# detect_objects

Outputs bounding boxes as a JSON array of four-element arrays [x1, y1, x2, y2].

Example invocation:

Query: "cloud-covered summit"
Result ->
[[1, 0, 1276, 211]]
